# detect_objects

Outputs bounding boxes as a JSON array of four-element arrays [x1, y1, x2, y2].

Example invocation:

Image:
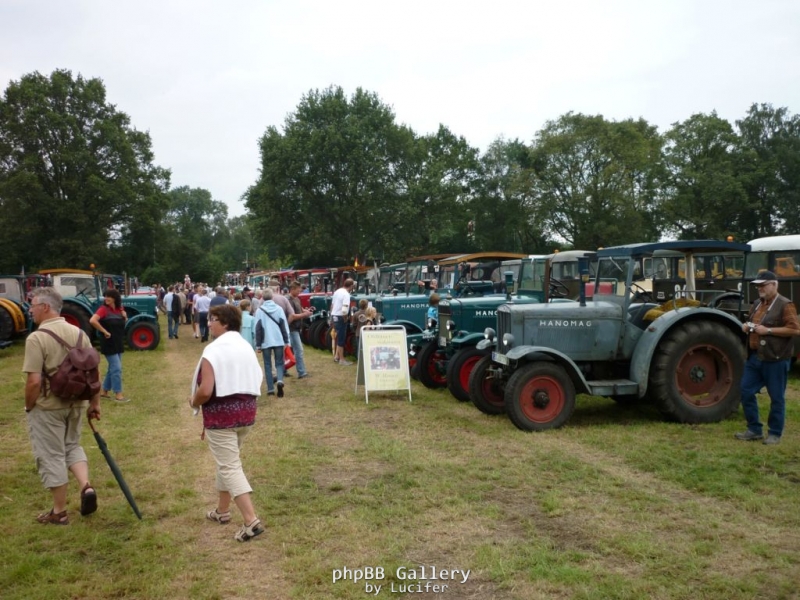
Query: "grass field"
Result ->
[[1, 319, 799, 600]]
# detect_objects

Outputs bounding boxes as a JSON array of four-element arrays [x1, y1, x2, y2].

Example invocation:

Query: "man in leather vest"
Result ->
[[736, 270, 800, 445]]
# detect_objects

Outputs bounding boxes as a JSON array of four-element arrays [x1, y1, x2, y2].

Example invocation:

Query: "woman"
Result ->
[[189, 304, 265, 542], [239, 298, 256, 349], [89, 289, 128, 402]]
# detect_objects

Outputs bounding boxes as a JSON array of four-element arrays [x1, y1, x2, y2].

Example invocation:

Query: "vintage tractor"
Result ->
[[0, 275, 33, 344], [468, 240, 751, 430], [41, 269, 161, 350], [415, 251, 595, 398]]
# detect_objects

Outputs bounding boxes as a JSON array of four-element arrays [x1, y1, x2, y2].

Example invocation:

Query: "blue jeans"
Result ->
[[103, 353, 123, 394], [167, 313, 180, 338], [262, 346, 284, 393], [290, 331, 307, 377], [198, 312, 209, 341], [740, 352, 790, 437]]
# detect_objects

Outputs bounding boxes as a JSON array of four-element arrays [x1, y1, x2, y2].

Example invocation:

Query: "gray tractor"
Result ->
[[469, 240, 751, 430]]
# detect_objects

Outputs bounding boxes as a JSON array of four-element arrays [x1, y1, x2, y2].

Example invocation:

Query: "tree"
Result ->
[[529, 113, 662, 249], [736, 103, 800, 238], [245, 87, 481, 266], [0, 69, 169, 272], [660, 112, 747, 240]]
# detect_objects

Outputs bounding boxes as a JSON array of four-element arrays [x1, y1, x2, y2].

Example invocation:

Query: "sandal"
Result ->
[[206, 508, 231, 524], [100, 392, 110, 398], [80, 483, 98, 516], [234, 518, 265, 542], [37, 509, 69, 525]]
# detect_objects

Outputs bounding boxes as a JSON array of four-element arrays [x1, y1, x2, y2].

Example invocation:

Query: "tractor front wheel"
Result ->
[[447, 347, 489, 402], [417, 341, 448, 389], [505, 362, 576, 431], [468, 355, 507, 415], [126, 321, 160, 350], [0, 306, 14, 341]]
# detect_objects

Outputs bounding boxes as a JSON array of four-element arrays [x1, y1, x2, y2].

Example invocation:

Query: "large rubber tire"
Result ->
[[310, 320, 329, 350], [648, 321, 744, 423], [468, 355, 507, 415], [60, 304, 92, 337], [505, 362, 576, 431], [447, 347, 489, 402], [0, 306, 14, 341], [306, 320, 323, 349], [126, 321, 160, 350], [417, 340, 448, 389]]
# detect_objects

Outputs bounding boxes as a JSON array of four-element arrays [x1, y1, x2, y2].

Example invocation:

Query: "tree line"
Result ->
[[1, 70, 797, 283]]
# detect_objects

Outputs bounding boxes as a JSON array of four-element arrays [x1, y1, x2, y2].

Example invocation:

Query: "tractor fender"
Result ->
[[63, 297, 93, 313], [125, 312, 157, 331], [629, 307, 746, 398], [384, 320, 424, 335], [476, 338, 495, 351], [0, 297, 27, 333], [451, 331, 486, 350], [504, 345, 593, 395]]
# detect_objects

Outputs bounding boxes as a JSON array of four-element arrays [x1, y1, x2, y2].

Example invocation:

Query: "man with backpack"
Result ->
[[23, 287, 102, 525]]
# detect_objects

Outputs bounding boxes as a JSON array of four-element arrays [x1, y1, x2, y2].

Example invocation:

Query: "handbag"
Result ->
[[284, 345, 296, 370]]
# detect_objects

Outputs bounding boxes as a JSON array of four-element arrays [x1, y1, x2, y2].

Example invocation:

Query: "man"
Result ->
[[210, 286, 228, 306], [269, 281, 293, 321], [330, 278, 355, 366], [163, 285, 181, 339], [250, 289, 263, 316], [287, 281, 313, 379], [195, 287, 212, 342], [255, 289, 290, 397], [23, 287, 101, 524], [736, 270, 800, 445]]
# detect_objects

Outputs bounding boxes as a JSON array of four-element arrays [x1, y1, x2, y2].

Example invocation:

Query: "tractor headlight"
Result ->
[[484, 327, 495, 341], [427, 318, 437, 329], [502, 333, 514, 348], [446, 320, 456, 331]]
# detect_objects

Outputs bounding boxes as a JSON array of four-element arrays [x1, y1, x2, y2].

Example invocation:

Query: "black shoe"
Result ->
[[267, 391, 275, 396], [277, 382, 284, 398], [284, 372, 292, 378]]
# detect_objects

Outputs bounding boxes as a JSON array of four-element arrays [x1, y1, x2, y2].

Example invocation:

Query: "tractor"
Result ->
[[468, 240, 751, 430], [41, 269, 161, 350]]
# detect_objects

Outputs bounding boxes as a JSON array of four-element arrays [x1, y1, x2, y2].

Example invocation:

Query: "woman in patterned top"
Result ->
[[189, 304, 265, 542]]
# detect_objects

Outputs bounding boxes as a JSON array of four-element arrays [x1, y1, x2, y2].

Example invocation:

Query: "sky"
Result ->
[[2, 0, 799, 217]]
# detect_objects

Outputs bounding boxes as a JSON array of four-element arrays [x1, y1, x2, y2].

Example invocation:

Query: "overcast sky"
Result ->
[[2, 0, 799, 217]]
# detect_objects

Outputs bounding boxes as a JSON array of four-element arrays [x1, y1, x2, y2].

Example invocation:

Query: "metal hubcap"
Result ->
[[533, 389, 550, 409]]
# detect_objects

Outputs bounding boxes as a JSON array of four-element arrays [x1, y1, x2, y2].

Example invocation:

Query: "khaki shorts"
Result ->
[[205, 427, 253, 499], [27, 407, 88, 489]]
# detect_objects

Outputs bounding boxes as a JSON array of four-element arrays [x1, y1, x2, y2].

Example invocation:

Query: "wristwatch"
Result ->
[[767, 328, 773, 335]]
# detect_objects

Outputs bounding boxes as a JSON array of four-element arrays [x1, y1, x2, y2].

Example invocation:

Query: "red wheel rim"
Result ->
[[519, 375, 566, 423], [674, 344, 732, 407], [63, 314, 80, 328], [458, 355, 483, 393], [130, 326, 155, 349], [480, 369, 504, 408], [427, 349, 447, 385]]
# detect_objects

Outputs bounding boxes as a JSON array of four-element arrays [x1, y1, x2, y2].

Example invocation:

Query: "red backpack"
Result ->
[[38, 329, 101, 401]]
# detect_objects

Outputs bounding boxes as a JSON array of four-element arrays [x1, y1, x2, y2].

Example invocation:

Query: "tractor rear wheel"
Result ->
[[0, 306, 14, 341], [468, 355, 506, 415], [505, 362, 576, 431], [417, 341, 448, 389], [648, 321, 743, 423], [126, 321, 160, 350], [447, 347, 489, 402], [60, 304, 92, 337]]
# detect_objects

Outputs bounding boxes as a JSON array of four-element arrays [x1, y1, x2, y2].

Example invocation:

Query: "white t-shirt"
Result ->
[[330, 287, 351, 318]]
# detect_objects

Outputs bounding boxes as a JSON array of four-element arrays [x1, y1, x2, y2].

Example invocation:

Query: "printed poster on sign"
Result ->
[[356, 325, 412, 402]]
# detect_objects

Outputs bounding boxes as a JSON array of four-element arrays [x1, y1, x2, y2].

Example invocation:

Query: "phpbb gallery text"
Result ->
[[333, 565, 471, 595]]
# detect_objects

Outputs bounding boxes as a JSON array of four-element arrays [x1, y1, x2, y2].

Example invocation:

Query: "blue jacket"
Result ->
[[255, 300, 289, 348], [241, 312, 256, 349]]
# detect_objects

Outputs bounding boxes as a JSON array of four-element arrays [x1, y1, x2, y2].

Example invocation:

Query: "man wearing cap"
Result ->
[[736, 270, 800, 445]]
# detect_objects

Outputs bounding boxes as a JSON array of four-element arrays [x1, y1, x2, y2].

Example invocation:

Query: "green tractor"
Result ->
[[415, 251, 596, 399], [468, 240, 751, 430], [41, 269, 161, 350]]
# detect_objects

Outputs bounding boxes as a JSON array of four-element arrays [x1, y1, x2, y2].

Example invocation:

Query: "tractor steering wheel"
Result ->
[[549, 278, 570, 298], [630, 282, 652, 303]]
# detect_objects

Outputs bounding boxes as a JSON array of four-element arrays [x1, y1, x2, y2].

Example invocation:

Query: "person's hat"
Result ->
[[752, 270, 778, 284]]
